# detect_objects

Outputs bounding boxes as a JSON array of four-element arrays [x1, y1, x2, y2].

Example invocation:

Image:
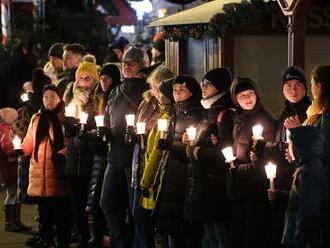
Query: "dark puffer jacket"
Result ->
[[184, 91, 235, 222], [154, 96, 204, 236], [282, 126, 326, 247]]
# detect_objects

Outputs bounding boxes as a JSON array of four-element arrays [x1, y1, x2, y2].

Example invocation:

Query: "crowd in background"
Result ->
[[0, 34, 330, 248]]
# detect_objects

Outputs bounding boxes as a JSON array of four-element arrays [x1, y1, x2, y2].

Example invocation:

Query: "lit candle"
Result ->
[[125, 114, 135, 126], [136, 122, 146, 135], [221, 146, 236, 168], [265, 162, 277, 190], [12, 135, 22, 150], [94, 115, 104, 127], [65, 103, 75, 117], [252, 124, 264, 140], [186, 126, 197, 146], [157, 119, 168, 139], [79, 112, 88, 124], [20, 93, 29, 102], [286, 129, 291, 143]]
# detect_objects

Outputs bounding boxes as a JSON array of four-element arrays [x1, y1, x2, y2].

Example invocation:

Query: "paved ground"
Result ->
[[0, 189, 38, 248]]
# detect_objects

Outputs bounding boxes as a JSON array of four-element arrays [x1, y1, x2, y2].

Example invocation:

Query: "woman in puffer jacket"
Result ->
[[21, 84, 70, 247], [227, 77, 277, 248]]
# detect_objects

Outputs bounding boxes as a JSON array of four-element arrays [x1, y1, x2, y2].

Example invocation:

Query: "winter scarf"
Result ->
[[34, 101, 65, 161], [303, 99, 324, 126]]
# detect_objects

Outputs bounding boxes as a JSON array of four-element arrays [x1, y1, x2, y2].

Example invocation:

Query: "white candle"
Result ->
[[94, 115, 104, 127], [158, 119, 168, 139], [286, 129, 291, 143], [12, 135, 22, 150], [265, 162, 277, 190], [221, 146, 236, 168], [79, 112, 88, 124], [252, 124, 264, 140], [20, 93, 29, 102], [125, 114, 135, 126], [186, 126, 197, 146], [65, 103, 75, 117], [136, 122, 146, 135]]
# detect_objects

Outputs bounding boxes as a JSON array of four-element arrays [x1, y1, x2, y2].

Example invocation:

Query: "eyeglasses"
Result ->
[[79, 76, 93, 82], [200, 79, 213, 88]]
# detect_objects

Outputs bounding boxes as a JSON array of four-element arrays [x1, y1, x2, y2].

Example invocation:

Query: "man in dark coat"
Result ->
[[100, 47, 149, 247]]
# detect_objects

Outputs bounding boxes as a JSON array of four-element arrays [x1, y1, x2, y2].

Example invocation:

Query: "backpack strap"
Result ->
[[216, 108, 235, 123]]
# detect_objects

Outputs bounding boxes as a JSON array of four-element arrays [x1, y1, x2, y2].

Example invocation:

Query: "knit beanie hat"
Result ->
[[42, 84, 60, 98], [75, 61, 99, 81], [48, 42, 65, 59], [203, 68, 232, 94], [0, 108, 18, 125], [281, 66, 307, 89], [173, 75, 201, 97], [159, 78, 174, 100], [122, 47, 144, 66], [153, 39, 165, 54], [231, 77, 258, 104], [100, 63, 121, 87]]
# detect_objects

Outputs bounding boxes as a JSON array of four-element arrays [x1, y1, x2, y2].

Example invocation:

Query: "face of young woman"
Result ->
[[236, 89, 257, 110], [78, 72, 94, 89], [43, 90, 61, 110], [200, 79, 219, 99], [100, 75, 113, 92], [282, 79, 306, 103], [150, 80, 160, 102], [311, 78, 322, 100], [173, 83, 193, 103]]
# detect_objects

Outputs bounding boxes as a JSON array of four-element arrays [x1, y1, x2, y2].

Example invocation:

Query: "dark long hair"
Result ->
[[311, 65, 330, 111]]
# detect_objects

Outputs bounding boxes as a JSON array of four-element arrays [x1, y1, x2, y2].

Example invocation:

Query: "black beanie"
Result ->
[[203, 68, 232, 94], [281, 66, 307, 89], [153, 39, 165, 54], [159, 78, 174, 101], [231, 77, 258, 104], [48, 42, 64, 59], [100, 63, 121, 87], [173, 75, 201, 97], [42, 84, 60, 97]]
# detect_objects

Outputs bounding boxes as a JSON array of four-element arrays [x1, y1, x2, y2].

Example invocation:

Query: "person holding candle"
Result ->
[[85, 63, 121, 247], [128, 65, 174, 247], [282, 126, 326, 248], [153, 74, 204, 247], [180, 67, 235, 248], [63, 61, 99, 247], [228, 77, 276, 248], [0, 107, 25, 232], [253, 66, 310, 248], [19, 85, 70, 247], [100, 47, 149, 247]]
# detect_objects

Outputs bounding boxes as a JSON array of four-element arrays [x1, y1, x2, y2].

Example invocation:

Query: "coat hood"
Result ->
[[290, 126, 323, 164]]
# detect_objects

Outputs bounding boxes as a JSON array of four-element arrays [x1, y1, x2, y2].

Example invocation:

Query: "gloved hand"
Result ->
[[253, 139, 266, 158], [13, 149, 24, 156], [157, 139, 172, 150], [186, 145, 194, 160], [237, 163, 255, 176], [141, 187, 150, 198], [63, 117, 79, 138], [124, 126, 136, 144]]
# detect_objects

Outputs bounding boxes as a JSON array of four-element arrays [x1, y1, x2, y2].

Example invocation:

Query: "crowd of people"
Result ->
[[0, 35, 330, 248]]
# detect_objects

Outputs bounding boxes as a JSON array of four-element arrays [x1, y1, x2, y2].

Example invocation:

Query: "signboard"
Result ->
[[277, 0, 301, 16]]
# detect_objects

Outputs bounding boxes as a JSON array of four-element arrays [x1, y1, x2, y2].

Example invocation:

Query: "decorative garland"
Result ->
[[161, 24, 208, 41], [160, 0, 278, 41], [208, 0, 278, 38]]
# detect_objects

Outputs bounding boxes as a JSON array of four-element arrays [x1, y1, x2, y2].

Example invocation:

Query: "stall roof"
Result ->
[[149, 0, 241, 27]]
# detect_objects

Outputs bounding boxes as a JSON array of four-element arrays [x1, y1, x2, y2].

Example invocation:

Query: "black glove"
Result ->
[[63, 117, 79, 138], [141, 187, 150, 198], [157, 139, 172, 150], [253, 139, 266, 158], [14, 149, 24, 156], [124, 126, 136, 144], [96, 126, 111, 141]]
